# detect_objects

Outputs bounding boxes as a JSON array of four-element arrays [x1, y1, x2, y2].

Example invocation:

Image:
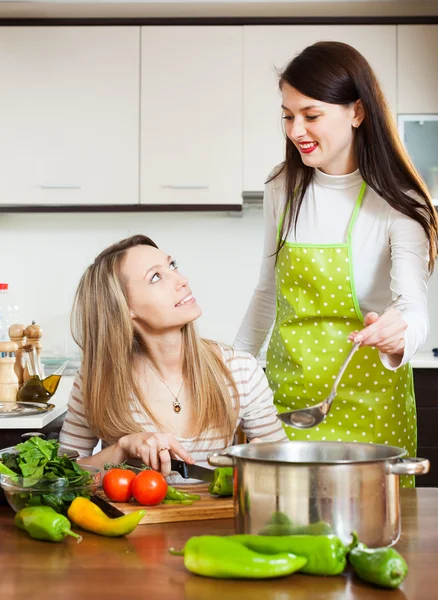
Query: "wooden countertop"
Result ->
[[1, 488, 437, 600]]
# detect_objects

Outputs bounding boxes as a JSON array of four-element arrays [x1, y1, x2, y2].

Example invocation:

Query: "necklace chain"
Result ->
[[146, 361, 184, 414]]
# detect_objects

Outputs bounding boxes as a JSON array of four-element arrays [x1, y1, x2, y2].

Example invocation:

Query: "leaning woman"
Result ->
[[234, 41, 438, 487], [59, 235, 286, 474]]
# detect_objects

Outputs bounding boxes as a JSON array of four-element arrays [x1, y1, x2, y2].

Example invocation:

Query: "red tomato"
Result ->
[[102, 468, 136, 503], [132, 470, 168, 506]]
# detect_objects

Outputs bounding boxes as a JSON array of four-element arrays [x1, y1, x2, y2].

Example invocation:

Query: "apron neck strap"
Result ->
[[346, 181, 367, 240]]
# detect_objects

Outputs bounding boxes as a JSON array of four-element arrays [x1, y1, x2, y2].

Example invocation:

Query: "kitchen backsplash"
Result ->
[[1, 208, 438, 358]]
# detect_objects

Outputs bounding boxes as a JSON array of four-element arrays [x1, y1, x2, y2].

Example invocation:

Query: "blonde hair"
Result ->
[[71, 235, 238, 444]]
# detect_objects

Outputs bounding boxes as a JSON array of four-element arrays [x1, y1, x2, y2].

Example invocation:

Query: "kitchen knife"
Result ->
[[125, 457, 215, 483]]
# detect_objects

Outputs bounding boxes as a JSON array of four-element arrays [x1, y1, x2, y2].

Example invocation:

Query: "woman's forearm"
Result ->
[[78, 440, 127, 469]]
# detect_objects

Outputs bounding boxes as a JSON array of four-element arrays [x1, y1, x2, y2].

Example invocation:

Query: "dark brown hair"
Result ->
[[272, 41, 438, 270]]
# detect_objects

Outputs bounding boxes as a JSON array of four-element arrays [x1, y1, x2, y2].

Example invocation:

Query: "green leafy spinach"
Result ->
[[0, 437, 94, 514]]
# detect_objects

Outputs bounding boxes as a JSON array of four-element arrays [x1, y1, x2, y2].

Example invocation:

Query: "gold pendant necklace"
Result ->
[[146, 362, 184, 413]]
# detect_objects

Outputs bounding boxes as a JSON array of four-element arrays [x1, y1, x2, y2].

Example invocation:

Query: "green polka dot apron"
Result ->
[[266, 182, 417, 487]]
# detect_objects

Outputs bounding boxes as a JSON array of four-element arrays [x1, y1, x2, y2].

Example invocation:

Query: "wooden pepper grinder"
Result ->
[[23, 321, 44, 381], [0, 340, 19, 404], [8, 324, 26, 387]]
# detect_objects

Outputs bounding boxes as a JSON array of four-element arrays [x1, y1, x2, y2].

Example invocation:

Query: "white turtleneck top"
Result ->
[[234, 167, 430, 371]]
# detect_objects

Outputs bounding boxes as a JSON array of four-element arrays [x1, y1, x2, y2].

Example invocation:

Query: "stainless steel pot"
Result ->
[[208, 441, 429, 547]]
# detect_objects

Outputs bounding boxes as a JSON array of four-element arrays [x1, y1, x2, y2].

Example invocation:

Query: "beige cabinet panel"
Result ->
[[397, 26, 438, 114], [140, 26, 242, 206], [243, 25, 397, 191], [0, 27, 139, 206]]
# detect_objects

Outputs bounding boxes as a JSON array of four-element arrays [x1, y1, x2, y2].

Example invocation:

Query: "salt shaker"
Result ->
[[0, 340, 19, 404]]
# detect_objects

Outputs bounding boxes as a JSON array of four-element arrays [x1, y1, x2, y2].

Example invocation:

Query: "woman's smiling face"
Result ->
[[281, 83, 362, 175], [121, 244, 202, 332]]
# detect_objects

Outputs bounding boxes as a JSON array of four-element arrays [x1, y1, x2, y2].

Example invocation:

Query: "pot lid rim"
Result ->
[[221, 440, 408, 465]]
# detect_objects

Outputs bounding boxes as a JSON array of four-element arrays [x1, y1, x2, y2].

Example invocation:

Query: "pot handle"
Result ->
[[386, 457, 430, 476], [208, 452, 234, 468]]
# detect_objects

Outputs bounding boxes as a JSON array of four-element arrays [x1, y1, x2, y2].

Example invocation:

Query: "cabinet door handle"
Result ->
[[161, 185, 209, 190], [40, 185, 82, 190]]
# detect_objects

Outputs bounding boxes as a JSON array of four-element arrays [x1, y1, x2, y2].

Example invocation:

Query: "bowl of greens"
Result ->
[[0, 436, 100, 514]]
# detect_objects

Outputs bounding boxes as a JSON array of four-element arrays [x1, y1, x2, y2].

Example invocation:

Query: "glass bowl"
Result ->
[[0, 464, 101, 514]]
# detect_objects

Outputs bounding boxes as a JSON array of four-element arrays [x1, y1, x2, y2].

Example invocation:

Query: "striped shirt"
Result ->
[[59, 345, 287, 469]]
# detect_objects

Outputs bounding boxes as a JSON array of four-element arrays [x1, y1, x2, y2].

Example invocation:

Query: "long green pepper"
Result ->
[[229, 534, 348, 576], [15, 506, 82, 543], [165, 485, 201, 505], [170, 535, 307, 579]]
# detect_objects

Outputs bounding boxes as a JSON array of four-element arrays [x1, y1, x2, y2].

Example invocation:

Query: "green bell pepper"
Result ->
[[229, 533, 347, 576], [208, 467, 233, 497], [348, 533, 408, 589], [170, 535, 307, 579], [15, 506, 82, 543]]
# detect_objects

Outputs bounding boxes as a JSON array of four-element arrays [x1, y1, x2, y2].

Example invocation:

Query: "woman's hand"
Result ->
[[117, 432, 194, 477], [347, 308, 407, 357]]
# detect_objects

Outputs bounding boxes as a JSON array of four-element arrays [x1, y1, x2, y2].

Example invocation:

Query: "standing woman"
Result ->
[[234, 41, 437, 486]]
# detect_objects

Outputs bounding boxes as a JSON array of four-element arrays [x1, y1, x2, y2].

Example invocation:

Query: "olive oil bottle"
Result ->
[[17, 345, 51, 403], [42, 360, 69, 395]]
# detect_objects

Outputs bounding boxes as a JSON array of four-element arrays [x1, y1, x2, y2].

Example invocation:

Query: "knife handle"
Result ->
[[170, 458, 189, 479]]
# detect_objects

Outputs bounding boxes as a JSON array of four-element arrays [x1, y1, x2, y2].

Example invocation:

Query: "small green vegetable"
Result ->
[[15, 506, 82, 543], [208, 467, 233, 497], [348, 532, 408, 589], [165, 485, 201, 504], [229, 533, 348, 576], [0, 461, 19, 480], [170, 535, 307, 579]]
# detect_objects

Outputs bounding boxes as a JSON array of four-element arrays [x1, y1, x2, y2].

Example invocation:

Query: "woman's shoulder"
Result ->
[[365, 184, 430, 218], [266, 162, 287, 192], [213, 342, 259, 373]]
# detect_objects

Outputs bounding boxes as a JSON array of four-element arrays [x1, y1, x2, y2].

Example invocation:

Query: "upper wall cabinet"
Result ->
[[140, 27, 242, 207], [397, 26, 438, 114], [0, 27, 140, 206], [243, 26, 397, 191]]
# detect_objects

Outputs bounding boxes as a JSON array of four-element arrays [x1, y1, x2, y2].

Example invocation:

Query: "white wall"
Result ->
[[1, 207, 437, 359], [0, 207, 265, 357]]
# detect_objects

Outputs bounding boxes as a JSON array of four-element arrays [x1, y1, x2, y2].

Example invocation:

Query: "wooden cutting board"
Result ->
[[92, 483, 235, 525]]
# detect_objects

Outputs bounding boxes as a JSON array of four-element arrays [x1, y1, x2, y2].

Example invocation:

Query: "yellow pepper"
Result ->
[[67, 497, 146, 537]]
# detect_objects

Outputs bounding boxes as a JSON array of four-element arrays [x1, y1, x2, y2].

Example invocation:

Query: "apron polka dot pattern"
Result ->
[[266, 183, 417, 487]]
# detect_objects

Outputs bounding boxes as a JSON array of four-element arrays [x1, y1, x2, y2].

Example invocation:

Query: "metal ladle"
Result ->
[[278, 295, 402, 429]]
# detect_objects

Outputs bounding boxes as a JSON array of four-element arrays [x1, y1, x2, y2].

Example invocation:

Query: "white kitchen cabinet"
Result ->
[[243, 26, 397, 191], [0, 27, 139, 206], [397, 26, 438, 114], [140, 26, 242, 207]]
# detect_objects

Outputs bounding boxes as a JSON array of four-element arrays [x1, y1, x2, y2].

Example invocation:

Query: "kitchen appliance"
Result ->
[[398, 114, 438, 205], [208, 441, 430, 547]]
